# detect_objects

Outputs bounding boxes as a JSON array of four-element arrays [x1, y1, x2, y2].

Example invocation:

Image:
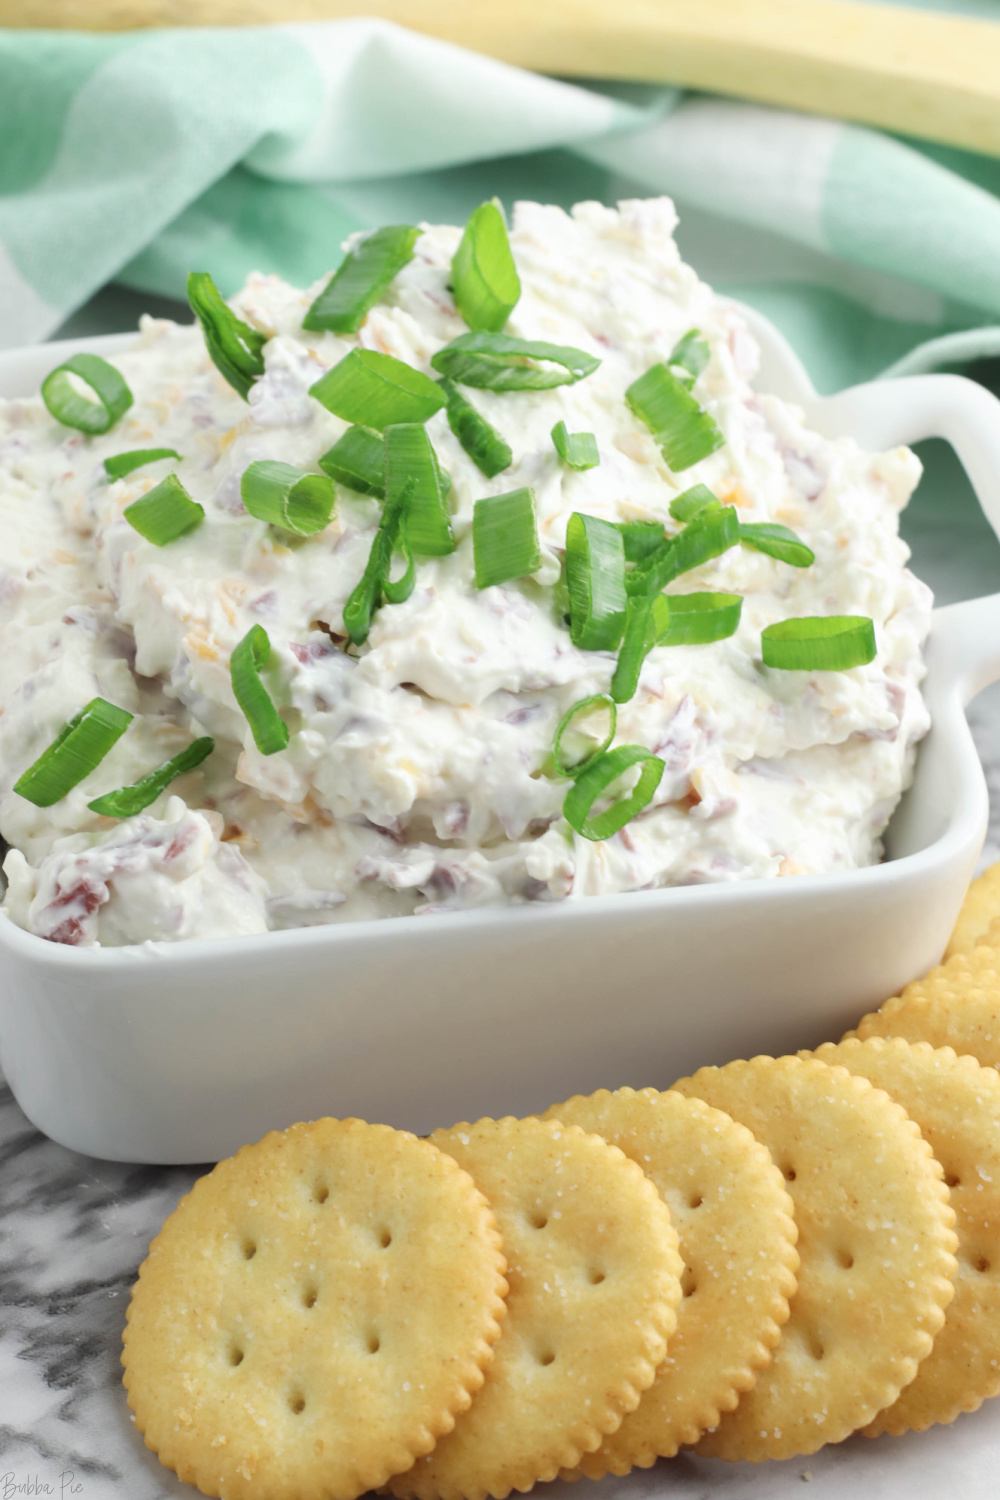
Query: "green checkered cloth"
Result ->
[[4, 9, 1000, 392]]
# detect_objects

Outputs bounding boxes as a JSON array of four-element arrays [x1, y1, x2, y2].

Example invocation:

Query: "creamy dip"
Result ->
[[0, 198, 932, 946]]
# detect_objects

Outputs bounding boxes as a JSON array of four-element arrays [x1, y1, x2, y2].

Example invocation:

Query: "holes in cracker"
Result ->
[[529, 1210, 549, 1230], [945, 1172, 961, 1189], [288, 1391, 306, 1415], [228, 1342, 245, 1368], [688, 1192, 704, 1209], [538, 1349, 557, 1367], [242, 1238, 257, 1261], [587, 1268, 606, 1286], [302, 1285, 318, 1309], [975, 1255, 992, 1274], [681, 1266, 698, 1299], [313, 1181, 330, 1205], [366, 1332, 381, 1354], [836, 1248, 855, 1270], [377, 1226, 393, 1249], [809, 1336, 825, 1362], [782, 1165, 797, 1183]]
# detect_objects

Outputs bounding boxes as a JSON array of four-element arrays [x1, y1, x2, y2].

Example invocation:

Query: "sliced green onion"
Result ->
[[14, 698, 133, 808], [88, 737, 214, 818], [240, 461, 335, 537], [739, 522, 815, 568], [432, 333, 600, 392], [344, 478, 415, 644], [650, 591, 743, 647], [310, 349, 445, 431], [385, 423, 454, 556], [104, 448, 181, 480], [124, 474, 204, 546], [565, 513, 627, 651], [552, 420, 599, 471], [473, 488, 541, 589], [318, 425, 385, 497], [668, 329, 710, 388], [563, 745, 664, 842], [761, 616, 876, 671], [230, 625, 289, 755], [669, 484, 719, 523], [553, 695, 616, 778], [627, 505, 739, 597], [187, 271, 266, 402], [611, 595, 655, 703], [303, 225, 420, 335], [41, 353, 133, 435], [616, 520, 665, 563], [452, 200, 520, 333], [626, 363, 725, 472], [439, 378, 512, 478]]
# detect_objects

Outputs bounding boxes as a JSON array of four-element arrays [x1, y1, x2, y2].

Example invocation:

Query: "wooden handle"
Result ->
[[12, 0, 1000, 160]]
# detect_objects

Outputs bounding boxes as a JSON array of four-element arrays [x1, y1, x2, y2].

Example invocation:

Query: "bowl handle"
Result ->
[[924, 592, 1000, 708]]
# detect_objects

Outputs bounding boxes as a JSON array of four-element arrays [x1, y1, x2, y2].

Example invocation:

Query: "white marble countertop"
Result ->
[[3, 287, 1000, 1499]]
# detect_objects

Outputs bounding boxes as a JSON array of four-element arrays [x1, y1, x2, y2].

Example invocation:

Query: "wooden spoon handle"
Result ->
[[12, 0, 1000, 160]]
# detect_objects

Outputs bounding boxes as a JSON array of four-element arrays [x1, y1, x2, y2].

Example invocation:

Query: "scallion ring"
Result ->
[[669, 484, 719, 523], [650, 591, 743, 647], [310, 349, 445, 431], [668, 329, 710, 388], [123, 474, 204, 546], [473, 487, 542, 589], [761, 615, 876, 671], [563, 745, 665, 842], [627, 505, 739, 598], [552, 420, 599, 471], [610, 595, 655, 703], [343, 478, 416, 644], [104, 448, 181, 480], [452, 200, 520, 333], [187, 271, 266, 402], [616, 520, 665, 563], [385, 423, 454, 556], [739, 522, 815, 568], [240, 461, 335, 537], [14, 698, 134, 808], [230, 624, 289, 755], [303, 225, 420, 335], [432, 332, 600, 392], [318, 425, 385, 497], [626, 362, 725, 472], [439, 378, 512, 478], [88, 737, 214, 818], [552, 694, 616, 778], [41, 353, 133, 435], [565, 512, 627, 652]]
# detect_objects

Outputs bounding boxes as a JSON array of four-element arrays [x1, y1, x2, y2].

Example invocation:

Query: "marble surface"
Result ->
[[4, 289, 1000, 1498]]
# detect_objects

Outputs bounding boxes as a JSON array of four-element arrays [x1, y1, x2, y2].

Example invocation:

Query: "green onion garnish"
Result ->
[[610, 595, 655, 703], [104, 448, 181, 480], [552, 420, 599, 471], [344, 478, 415, 644], [41, 354, 133, 435], [473, 488, 541, 589], [123, 474, 204, 546], [187, 271, 266, 402], [553, 695, 616, 778], [439, 378, 512, 478], [318, 425, 385, 498], [87, 737, 215, 818], [761, 616, 876, 671], [669, 484, 719, 523], [565, 512, 627, 652], [310, 349, 445, 431], [432, 333, 600, 392], [650, 591, 743, 647], [385, 423, 454, 557], [739, 522, 815, 568], [240, 461, 335, 537], [616, 520, 665, 563], [563, 745, 664, 842], [303, 225, 420, 335], [14, 698, 134, 808], [668, 329, 710, 389], [626, 363, 725, 472], [627, 505, 739, 597], [230, 625, 289, 755], [452, 200, 520, 334]]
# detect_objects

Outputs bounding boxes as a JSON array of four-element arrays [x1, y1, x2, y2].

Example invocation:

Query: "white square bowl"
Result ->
[[2, 309, 1000, 1163]]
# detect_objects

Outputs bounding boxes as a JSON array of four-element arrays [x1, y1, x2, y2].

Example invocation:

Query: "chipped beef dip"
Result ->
[[0, 198, 931, 947]]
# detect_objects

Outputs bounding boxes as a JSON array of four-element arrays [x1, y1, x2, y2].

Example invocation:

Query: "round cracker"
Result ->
[[122, 1118, 508, 1500], [945, 860, 1000, 959], [391, 1115, 683, 1500], [671, 1055, 957, 1461], [536, 1088, 798, 1475], [849, 945, 1000, 1070], [809, 1038, 1000, 1434]]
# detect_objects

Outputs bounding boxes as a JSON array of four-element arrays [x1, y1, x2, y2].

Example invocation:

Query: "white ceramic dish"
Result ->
[[1, 314, 1000, 1164]]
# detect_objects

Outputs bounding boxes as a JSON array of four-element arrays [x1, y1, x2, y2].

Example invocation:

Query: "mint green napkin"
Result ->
[[4, 16, 1000, 392]]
